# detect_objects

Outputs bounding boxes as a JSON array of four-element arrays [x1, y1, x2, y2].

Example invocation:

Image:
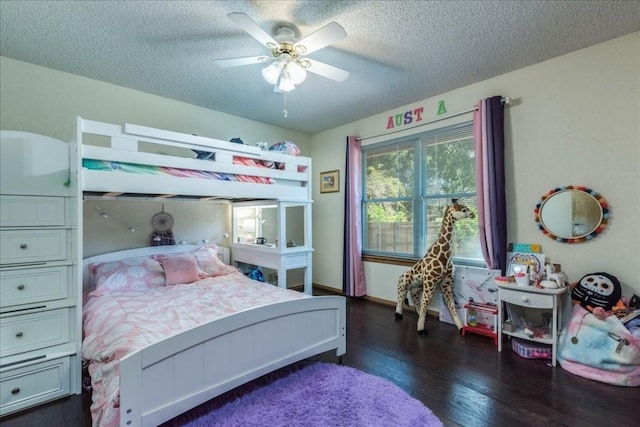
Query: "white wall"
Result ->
[[310, 32, 640, 303], [82, 199, 231, 257], [0, 56, 312, 256], [0, 57, 312, 150]]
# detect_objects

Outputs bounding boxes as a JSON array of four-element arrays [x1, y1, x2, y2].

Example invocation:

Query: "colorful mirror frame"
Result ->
[[534, 185, 609, 243]]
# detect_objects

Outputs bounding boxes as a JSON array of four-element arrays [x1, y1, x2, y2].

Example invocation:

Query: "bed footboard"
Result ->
[[118, 296, 346, 427]]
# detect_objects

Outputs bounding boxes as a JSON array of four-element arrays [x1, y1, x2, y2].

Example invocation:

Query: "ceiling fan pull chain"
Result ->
[[283, 93, 288, 118]]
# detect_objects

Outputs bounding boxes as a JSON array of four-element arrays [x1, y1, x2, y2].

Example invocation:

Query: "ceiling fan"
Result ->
[[214, 12, 349, 92]]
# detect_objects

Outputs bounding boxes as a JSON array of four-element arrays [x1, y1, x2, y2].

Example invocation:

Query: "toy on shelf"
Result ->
[[462, 301, 499, 345]]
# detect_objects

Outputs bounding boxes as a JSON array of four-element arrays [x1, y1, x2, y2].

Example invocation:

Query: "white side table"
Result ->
[[497, 284, 567, 366]]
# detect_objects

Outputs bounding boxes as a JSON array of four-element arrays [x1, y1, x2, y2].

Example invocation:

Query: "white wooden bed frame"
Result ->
[[83, 245, 346, 427], [73, 117, 312, 201], [2, 120, 332, 425]]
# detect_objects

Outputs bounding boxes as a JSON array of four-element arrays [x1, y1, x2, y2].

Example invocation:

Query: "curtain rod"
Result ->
[[358, 96, 510, 141]]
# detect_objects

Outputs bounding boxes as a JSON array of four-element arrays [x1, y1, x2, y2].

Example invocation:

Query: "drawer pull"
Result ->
[[17, 284, 25, 290], [15, 331, 23, 338], [521, 296, 530, 303], [20, 243, 28, 249], [11, 387, 20, 395]]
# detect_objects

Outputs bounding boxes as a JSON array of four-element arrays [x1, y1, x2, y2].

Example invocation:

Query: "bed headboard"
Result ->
[[82, 245, 230, 292]]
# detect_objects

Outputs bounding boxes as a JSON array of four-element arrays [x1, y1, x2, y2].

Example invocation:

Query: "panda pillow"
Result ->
[[571, 272, 622, 312]]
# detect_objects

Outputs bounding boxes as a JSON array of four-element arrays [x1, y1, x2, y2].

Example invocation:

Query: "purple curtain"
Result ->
[[474, 96, 507, 274], [342, 136, 366, 296]]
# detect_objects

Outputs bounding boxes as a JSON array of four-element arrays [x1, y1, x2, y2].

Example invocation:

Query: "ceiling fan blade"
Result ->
[[227, 12, 278, 49], [295, 22, 347, 55], [304, 59, 349, 82], [214, 56, 271, 68]]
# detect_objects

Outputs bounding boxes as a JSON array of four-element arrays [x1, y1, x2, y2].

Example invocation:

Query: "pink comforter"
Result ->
[[82, 270, 308, 427]]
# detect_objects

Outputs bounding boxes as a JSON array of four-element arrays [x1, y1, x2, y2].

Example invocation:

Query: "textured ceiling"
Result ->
[[1, 1, 639, 134]]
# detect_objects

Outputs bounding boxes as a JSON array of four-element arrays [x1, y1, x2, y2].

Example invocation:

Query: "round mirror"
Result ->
[[534, 186, 609, 243]]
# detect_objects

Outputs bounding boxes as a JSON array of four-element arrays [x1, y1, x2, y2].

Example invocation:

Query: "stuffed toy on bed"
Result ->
[[269, 141, 301, 170], [192, 149, 214, 160]]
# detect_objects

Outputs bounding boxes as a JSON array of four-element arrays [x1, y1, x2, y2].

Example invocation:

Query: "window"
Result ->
[[362, 121, 483, 265]]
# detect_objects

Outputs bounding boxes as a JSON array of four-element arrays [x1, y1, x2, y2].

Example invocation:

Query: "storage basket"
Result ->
[[511, 338, 552, 359]]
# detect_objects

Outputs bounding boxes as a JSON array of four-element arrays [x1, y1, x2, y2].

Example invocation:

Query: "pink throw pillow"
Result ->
[[155, 253, 203, 285], [193, 246, 235, 277], [90, 257, 165, 291]]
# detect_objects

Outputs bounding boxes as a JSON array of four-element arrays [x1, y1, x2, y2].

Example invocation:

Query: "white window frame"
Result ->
[[362, 121, 484, 266]]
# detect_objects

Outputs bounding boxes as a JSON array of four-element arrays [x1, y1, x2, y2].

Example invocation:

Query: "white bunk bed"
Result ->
[[71, 118, 345, 427]]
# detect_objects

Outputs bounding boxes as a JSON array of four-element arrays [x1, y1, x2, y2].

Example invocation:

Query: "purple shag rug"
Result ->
[[162, 362, 443, 427]]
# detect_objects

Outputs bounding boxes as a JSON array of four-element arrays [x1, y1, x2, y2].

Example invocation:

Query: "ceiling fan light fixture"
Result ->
[[263, 53, 302, 91], [218, 13, 350, 94], [287, 61, 307, 85], [261, 60, 283, 85], [277, 71, 296, 92]]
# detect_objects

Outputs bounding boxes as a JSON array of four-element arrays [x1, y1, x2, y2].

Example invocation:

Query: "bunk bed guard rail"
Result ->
[[74, 117, 312, 201]]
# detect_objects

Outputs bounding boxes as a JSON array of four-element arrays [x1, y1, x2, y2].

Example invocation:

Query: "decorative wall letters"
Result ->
[[437, 100, 447, 115], [386, 107, 424, 129]]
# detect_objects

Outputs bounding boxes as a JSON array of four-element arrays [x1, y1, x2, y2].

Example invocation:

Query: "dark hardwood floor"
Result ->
[[2, 294, 636, 426]]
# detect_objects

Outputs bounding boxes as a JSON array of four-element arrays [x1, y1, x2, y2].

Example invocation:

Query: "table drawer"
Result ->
[[0, 357, 70, 416], [0, 229, 68, 264], [281, 253, 310, 268], [0, 196, 66, 227], [500, 288, 553, 309], [0, 309, 70, 358], [0, 266, 69, 308]]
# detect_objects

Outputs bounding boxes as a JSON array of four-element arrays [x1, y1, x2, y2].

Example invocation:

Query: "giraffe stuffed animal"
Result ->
[[394, 199, 475, 335]]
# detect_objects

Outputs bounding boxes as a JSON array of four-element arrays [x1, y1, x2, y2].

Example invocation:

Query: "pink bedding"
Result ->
[[82, 269, 308, 427], [83, 157, 276, 185]]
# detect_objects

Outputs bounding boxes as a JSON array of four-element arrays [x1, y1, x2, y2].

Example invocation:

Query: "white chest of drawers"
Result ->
[[0, 195, 79, 416]]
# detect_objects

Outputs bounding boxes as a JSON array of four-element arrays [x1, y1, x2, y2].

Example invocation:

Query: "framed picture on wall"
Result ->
[[320, 170, 339, 193]]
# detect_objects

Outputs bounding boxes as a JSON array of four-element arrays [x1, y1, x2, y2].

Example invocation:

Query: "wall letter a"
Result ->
[[386, 116, 395, 129]]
